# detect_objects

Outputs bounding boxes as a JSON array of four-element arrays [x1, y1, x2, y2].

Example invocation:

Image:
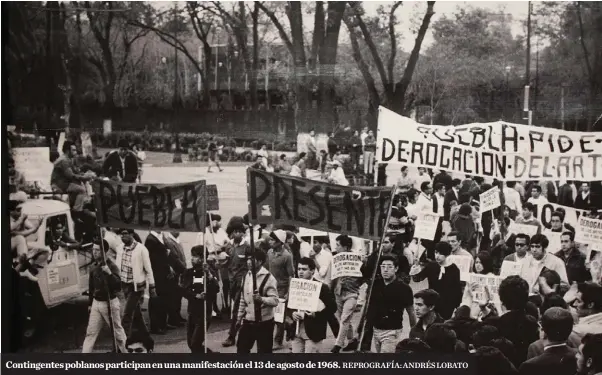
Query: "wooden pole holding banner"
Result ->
[[356, 187, 396, 351], [248, 226, 261, 322], [498, 180, 507, 242], [98, 228, 118, 353]]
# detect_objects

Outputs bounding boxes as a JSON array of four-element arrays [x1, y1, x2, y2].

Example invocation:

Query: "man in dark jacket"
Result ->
[[290, 258, 337, 353], [82, 239, 127, 353], [102, 139, 139, 183], [519, 307, 577, 375], [180, 245, 220, 353], [145, 231, 172, 334]]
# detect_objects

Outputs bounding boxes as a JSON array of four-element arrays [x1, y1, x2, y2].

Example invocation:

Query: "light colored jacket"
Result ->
[[519, 252, 568, 293], [114, 241, 155, 291], [573, 312, 602, 339], [237, 267, 279, 322]]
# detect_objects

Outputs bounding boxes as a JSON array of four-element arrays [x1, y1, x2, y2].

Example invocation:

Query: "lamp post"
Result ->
[[505, 65, 511, 120], [172, 4, 182, 163]]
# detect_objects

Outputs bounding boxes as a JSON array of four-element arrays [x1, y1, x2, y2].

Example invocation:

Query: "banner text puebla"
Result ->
[[247, 168, 394, 241], [92, 179, 207, 232], [377, 106, 602, 181]]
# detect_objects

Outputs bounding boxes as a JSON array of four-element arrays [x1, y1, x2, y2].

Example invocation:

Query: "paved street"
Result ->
[[22, 161, 428, 353]]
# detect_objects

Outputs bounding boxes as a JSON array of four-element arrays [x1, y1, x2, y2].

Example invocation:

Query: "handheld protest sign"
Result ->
[[207, 184, 220, 211]]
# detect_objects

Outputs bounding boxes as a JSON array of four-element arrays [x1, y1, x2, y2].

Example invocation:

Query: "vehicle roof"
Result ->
[[20, 199, 71, 217]]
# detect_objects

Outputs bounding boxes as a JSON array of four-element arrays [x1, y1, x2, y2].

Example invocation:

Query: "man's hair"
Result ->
[[191, 245, 205, 258], [541, 307, 574, 342], [578, 282, 602, 311], [424, 323, 457, 353], [401, 166, 408, 172], [551, 211, 565, 222], [489, 338, 516, 365], [532, 185, 542, 193], [420, 181, 431, 192], [561, 231, 575, 242], [395, 338, 431, 354], [414, 289, 440, 308], [474, 346, 517, 375], [379, 254, 398, 268], [506, 181, 516, 188], [336, 234, 353, 249], [515, 233, 531, 245], [252, 249, 267, 263], [452, 178, 462, 188], [530, 234, 549, 249], [298, 152, 307, 159], [523, 202, 536, 213], [540, 269, 561, 293], [582, 334, 602, 372], [93, 239, 111, 253], [298, 257, 316, 270], [383, 233, 397, 244], [435, 241, 452, 257], [280, 154, 287, 160], [126, 335, 154, 351], [541, 293, 569, 316], [472, 325, 500, 348], [434, 182, 444, 191], [62, 140, 74, 154], [447, 231, 459, 241], [498, 275, 529, 310]]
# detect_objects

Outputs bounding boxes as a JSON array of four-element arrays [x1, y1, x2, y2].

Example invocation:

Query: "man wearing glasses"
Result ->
[[504, 233, 532, 263]]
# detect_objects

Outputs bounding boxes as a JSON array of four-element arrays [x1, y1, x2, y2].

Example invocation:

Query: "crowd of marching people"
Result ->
[[7, 129, 602, 375]]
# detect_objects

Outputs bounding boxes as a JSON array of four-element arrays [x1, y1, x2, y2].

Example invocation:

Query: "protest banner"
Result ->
[[377, 107, 602, 181], [470, 273, 503, 304], [448, 255, 473, 282], [286, 278, 323, 312], [331, 252, 364, 279], [92, 179, 206, 232], [480, 187, 501, 212], [413, 211, 440, 241], [12, 147, 53, 191], [545, 231, 563, 254], [274, 298, 286, 323], [206, 184, 219, 211], [531, 201, 586, 229], [247, 168, 394, 241], [510, 223, 539, 237], [500, 261, 522, 279], [575, 217, 602, 247]]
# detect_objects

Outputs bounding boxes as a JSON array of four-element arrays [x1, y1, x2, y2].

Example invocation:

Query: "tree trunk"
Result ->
[[289, 1, 309, 130], [318, 1, 346, 128], [203, 43, 212, 107]]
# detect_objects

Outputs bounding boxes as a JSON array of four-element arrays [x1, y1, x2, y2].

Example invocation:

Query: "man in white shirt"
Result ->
[[433, 183, 445, 217], [414, 167, 432, 191], [309, 237, 339, 339], [519, 233, 568, 294], [528, 184, 549, 208], [327, 160, 349, 186], [504, 181, 523, 219], [360, 126, 368, 147], [416, 181, 435, 214]]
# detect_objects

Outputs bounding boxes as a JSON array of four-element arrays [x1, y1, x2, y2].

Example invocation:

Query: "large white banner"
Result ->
[[531, 201, 588, 229], [377, 107, 602, 181], [13, 147, 52, 192]]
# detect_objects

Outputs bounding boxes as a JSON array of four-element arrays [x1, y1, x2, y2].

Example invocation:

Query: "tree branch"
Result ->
[[345, 18, 380, 106], [576, 2, 593, 82], [257, 2, 294, 55], [388, 2, 402, 85]]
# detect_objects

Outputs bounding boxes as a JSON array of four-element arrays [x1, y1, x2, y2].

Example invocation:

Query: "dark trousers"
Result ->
[[227, 281, 243, 340], [149, 282, 169, 331], [167, 278, 183, 324], [328, 313, 340, 338], [221, 277, 230, 310], [187, 312, 212, 353], [350, 150, 360, 170], [237, 319, 275, 353], [274, 322, 285, 345], [121, 283, 150, 339]]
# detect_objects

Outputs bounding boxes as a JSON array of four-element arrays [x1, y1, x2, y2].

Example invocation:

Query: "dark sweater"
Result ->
[[369, 278, 413, 330], [179, 267, 220, 316], [413, 262, 463, 319], [88, 259, 121, 306]]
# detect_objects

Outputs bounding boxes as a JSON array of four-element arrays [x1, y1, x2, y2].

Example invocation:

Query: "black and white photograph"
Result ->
[[4, 0, 602, 374]]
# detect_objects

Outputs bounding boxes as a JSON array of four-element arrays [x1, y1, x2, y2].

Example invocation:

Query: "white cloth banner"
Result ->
[[530, 201, 587, 229], [448, 255, 473, 282], [575, 217, 602, 247], [500, 261, 522, 279], [377, 107, 602, 181], [510, 223, 539, 237]]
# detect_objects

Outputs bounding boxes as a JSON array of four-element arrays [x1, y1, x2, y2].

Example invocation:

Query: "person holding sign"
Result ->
[[411, 242, 463, 320], [367, 255, 416, 353], [331, 235, 363, 353], [236, 250, 279, 354], [289, 258, 337, 353], [180, 245, 220, 353], [519, 234, 568, 294]]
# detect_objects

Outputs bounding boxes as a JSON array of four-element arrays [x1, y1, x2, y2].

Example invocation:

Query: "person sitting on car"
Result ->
[[102, 139, 140, 183]]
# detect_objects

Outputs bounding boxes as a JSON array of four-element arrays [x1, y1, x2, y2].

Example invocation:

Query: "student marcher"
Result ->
[[102, 139, 139, 182], [409, 289, 443, 341], [576, 333, 602, 375], [180, 245, 220, 353], [82, 239, 127, 353], [236, 250, 279, 353], [290, 258, 337, 353], [368, 255, 416, 353]]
